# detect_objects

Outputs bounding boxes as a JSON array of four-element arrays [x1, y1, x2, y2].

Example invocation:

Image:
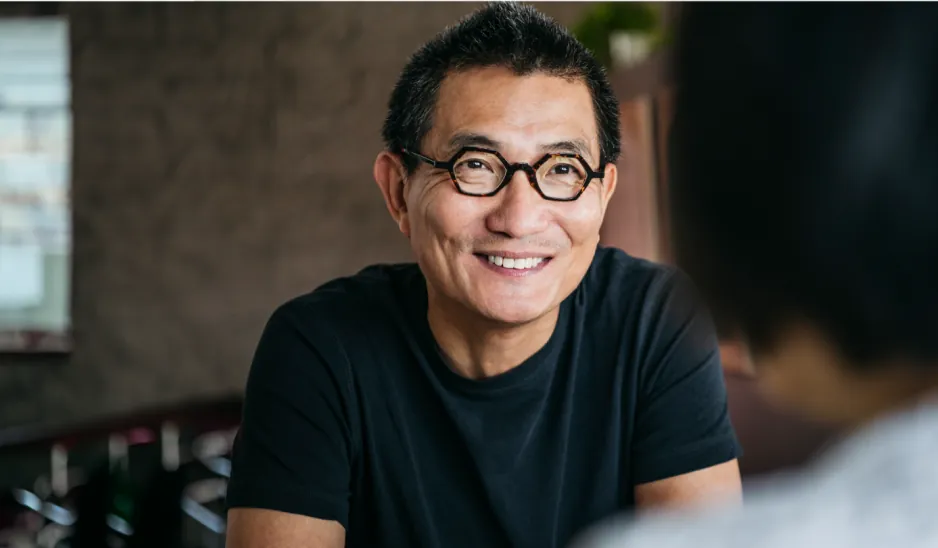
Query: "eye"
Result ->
[[550, 162, 583, 177], [464, 159, 492, 171]]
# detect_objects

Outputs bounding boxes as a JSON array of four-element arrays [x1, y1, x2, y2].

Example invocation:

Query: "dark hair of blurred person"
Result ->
[[671, 3, 938, 425], [576, 3, 938, 548]]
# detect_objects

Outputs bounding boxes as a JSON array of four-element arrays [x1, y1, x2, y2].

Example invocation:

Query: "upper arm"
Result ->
[[634, 460, 741, 511], [226, 304, 355, 528], [631, 272, 742, 504], [227, 508, 345, 548]]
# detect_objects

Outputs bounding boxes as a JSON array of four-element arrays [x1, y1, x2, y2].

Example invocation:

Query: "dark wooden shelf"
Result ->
[[0, 394, 243, 453]]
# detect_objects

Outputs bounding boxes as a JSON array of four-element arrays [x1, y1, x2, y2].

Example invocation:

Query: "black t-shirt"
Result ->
[[227, 247, 740, 548]]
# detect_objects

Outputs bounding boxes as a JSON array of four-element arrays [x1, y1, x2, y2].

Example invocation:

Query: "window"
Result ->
[[0, 18, 71, 353]]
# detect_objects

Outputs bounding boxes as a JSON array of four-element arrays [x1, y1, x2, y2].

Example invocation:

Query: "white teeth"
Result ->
[[487, 255, 545, 270]]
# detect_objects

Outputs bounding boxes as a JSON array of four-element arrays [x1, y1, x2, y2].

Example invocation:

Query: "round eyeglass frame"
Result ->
[[401, 146, 605, 202]]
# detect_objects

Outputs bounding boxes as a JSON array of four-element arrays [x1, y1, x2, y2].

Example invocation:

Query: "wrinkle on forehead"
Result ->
[[442, 132, 594, 163], [426, 67, 601, 164]]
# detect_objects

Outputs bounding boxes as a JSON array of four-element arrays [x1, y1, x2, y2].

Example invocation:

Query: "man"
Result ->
[[225, 4, 741, 547], [578, 3, 938, 548]]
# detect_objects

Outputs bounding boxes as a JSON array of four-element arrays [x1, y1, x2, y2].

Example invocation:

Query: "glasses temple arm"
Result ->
[[401, 149, 444, 168]]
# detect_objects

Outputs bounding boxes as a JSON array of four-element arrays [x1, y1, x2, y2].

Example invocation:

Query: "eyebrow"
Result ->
[[540, 139, 593, 160], [444, 132, 500, 156], [444, 133, 596, 163]]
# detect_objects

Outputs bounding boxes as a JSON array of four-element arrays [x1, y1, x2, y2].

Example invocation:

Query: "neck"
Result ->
[[426, 289, 560, 380]]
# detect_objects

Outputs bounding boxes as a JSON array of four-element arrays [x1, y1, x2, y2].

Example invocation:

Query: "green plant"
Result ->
[[572, 3, 664, 69]]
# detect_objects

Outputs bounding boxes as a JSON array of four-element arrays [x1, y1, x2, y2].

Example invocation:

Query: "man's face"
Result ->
[[402, 66, 616, 325]]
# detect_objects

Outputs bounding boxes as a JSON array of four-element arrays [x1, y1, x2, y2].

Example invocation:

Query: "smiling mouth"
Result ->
[[473, 253, 553, 273]]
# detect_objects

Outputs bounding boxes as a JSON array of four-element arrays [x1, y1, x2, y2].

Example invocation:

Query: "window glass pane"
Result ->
[[0, 18, 71, 352]]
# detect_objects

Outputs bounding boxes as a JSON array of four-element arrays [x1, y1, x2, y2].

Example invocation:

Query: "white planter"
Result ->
[[610, 31, 654, 69]]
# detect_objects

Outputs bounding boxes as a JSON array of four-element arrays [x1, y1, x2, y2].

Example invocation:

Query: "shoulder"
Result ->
[[587, 246, 673, 282], [273, 263, 421, 330], [580, 246, 693, 319], [586, 246, 683, 297], [256, 263, 422, 373], [247, 263, 423, 403]]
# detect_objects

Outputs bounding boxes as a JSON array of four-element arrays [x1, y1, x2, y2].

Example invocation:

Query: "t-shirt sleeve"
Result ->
[[226, 302, 354, 528], [631, 270, 742, 485]]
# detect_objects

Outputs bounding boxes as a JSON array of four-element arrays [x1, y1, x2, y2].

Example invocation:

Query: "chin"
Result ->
[[476, 300, 555, 326]]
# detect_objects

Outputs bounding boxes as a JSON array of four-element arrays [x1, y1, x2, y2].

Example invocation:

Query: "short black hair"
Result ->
[[382, 2, 620, 172], [670, 4, 938, 368]]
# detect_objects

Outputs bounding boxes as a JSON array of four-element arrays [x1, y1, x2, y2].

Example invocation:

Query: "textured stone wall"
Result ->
[[0, 2, 589, 428]]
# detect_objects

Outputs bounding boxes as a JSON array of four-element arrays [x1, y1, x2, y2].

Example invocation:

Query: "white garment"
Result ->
[[575, 399, 938, 548]]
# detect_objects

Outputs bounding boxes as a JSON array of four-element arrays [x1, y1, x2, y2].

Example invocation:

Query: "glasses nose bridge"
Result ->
[[505, 162, 539, 189]]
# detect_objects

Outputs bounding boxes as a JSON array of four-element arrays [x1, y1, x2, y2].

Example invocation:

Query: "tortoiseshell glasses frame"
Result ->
[[401, 146, 606, 202]]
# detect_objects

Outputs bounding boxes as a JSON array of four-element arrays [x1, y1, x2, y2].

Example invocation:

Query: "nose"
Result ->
[[484, 169, 550, 239]]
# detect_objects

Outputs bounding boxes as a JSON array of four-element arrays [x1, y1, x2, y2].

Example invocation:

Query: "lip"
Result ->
[[474, 253, 552, 277], [474, 250, 554, 259]]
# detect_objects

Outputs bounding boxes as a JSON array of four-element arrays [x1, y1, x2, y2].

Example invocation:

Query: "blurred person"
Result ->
[[576, 3, 938, 547], [225, 3, 742, 548]]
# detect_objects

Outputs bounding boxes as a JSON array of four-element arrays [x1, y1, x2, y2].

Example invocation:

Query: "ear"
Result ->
[[374, 151, 411, 238], [598, 162, 618, 215]]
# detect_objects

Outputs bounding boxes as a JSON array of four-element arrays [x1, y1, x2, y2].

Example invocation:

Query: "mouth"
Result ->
[[473, 253, 553, 276]]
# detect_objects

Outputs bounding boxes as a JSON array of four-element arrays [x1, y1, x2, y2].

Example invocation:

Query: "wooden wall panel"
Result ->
[[599, 96, 661, 262]]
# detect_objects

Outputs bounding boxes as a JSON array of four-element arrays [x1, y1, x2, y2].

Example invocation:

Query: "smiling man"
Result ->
[[225, 4, 741, 548]]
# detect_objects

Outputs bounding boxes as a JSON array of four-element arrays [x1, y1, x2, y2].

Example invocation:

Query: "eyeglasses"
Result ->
[[401, 146, 605, 202]]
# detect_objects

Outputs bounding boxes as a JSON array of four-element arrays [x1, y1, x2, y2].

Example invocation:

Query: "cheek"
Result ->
[[557, 194, 606, 244], [751, 339, 848, 421], [755, 356, 811, 409], [413, 186, 488, 248]]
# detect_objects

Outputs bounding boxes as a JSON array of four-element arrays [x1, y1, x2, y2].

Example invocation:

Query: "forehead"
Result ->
[[427, 66, 599, 158]]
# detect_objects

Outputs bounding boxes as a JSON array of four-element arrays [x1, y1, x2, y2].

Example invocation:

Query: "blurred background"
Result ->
[[0, 3, 836, 546]]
